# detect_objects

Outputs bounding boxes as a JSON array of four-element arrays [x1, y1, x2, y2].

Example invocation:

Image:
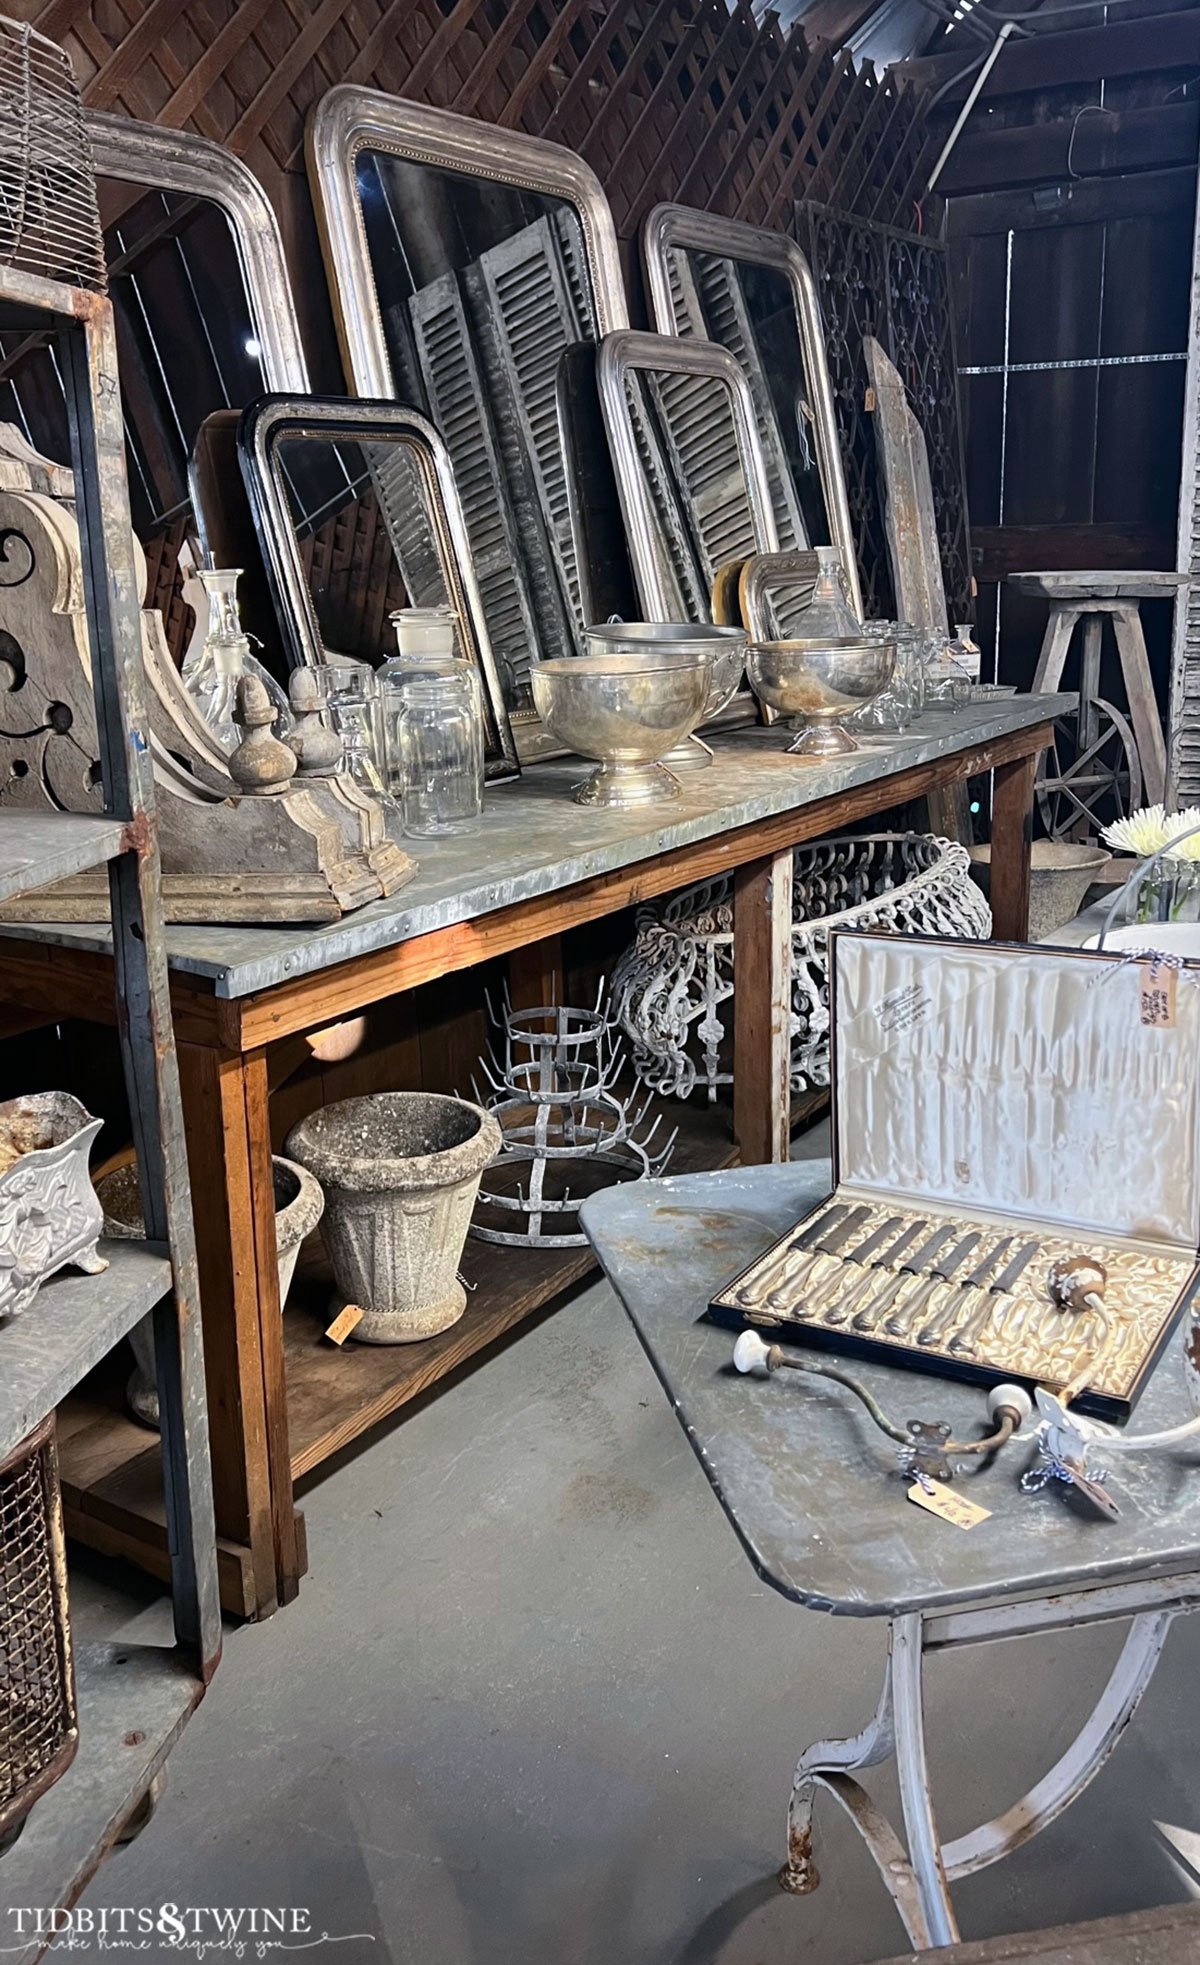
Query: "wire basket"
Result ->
[[0, 15, 105, 293], [0, 1413, 78, 1847], [613, 834, 992, 1101]]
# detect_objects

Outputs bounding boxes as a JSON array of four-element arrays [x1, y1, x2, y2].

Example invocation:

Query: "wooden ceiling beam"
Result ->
[[938, 98, 1200, 193], [904, 9, 1200, 103]]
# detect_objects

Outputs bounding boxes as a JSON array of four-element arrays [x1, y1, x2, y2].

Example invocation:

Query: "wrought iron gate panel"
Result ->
[[794, 201, 971, 626]]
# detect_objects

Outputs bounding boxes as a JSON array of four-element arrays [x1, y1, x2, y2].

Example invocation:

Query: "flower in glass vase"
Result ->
[[1101, 805, 1200, 923]]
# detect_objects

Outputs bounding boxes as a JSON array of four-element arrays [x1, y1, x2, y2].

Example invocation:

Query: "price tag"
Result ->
[[907, 1477, 991, 1530], [324, 1302, 364, 1346], [1139, 961, 1177, 1029]]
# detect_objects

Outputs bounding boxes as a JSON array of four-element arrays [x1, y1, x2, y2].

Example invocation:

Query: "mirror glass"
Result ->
[[623, 365, 763, 616], [662, 244, 833, 556], [272, 434, 449, 667], [0, 182, 267, 665], [353, 152, 599, 711]]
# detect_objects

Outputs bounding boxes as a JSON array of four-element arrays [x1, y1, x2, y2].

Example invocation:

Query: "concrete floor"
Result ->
[[77, 1140, 1200, 1964]]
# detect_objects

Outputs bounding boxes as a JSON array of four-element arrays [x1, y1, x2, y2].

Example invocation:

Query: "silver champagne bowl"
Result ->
[[584, 623, 746, 769], [747, 637, 896, 758], [531, 651, 713, 807]]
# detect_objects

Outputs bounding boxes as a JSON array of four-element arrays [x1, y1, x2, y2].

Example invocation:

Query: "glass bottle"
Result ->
[[394, 673, 483, 837], [331, 681, 393, 810], [797, 546, 861, 642], [856, 622, 925, 733], [184, 568, 292, 753]]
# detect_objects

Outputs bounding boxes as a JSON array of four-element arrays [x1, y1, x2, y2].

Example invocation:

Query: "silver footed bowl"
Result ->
[[747, 637, 896, 758], [584, 623, 746, 770], [531, 651, 713, 807]]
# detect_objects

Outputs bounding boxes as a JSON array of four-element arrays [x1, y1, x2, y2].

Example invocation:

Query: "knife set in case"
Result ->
[[710, 932, 1200, 1421]]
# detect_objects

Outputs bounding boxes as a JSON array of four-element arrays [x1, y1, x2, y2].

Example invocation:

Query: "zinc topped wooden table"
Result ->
[[581, 1161, 1200, 1953], [0, 698, 1064, 1618]]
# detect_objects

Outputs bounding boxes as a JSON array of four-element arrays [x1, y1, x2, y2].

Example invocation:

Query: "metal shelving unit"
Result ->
[[0, 16, 220, 1942]]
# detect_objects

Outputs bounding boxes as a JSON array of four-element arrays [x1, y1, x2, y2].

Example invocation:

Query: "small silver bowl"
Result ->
[[531, 651, 712, 807], [747, 637, 896, 758], [584, 623, 746, 770]]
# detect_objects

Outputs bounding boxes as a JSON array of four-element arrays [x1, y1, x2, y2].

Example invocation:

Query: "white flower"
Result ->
[[1164, 807, 1200, 861], [1102, 804, 1173, 856]]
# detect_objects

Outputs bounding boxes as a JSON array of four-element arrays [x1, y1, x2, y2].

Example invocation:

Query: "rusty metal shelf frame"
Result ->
[[0, 261, 221, 1674]]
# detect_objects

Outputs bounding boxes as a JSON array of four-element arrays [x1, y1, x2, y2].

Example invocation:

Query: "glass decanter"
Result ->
[[184, 568, 292, 753], [797, 546, 861, 641]]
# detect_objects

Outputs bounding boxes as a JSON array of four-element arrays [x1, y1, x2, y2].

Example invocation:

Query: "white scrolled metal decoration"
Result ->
[[611, 834, 991, 1102]]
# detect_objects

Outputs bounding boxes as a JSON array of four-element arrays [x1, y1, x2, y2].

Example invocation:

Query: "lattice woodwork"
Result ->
[[795, 199, 971, 624], [27, 1, 934, 243]]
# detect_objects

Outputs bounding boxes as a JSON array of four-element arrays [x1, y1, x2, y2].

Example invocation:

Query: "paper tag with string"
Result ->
[[1139, 960, 1177, 1029], [907, 1477, 991, 1529]]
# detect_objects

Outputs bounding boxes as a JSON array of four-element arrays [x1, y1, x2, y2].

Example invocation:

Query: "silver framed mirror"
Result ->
[[595, 328, 779, 625], [640, 203, 861, 619], [237, 393, 519, 782], [306, 87, 630, 751]]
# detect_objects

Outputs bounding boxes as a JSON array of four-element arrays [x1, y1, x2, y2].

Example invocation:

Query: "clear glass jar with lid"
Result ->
[[393, 671, 483, 836]]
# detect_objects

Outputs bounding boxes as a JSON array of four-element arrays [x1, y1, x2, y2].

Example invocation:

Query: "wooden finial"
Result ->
[[286, 668, 342, 777], [228, 675, 298, 795]]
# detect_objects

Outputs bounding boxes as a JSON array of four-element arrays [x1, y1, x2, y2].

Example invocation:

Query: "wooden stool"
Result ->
[[1010, 571, 1182, 823]]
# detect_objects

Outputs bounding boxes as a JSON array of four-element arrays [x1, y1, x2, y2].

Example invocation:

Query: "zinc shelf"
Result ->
[[0, 815, 126, 908], [0, 1244, 174, 1463]]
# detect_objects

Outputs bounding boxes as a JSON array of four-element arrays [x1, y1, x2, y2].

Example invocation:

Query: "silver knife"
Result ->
[[738, 1204, 869, 1315], [762, 1205, 875, 1313], [949, 1240, 1039, 1357], [734, 1202, 855, 1311], [815, 1217, 928, 1328], [916, 1237, 1014, 1351], [865, 1232, 981, 1341], [880, 1223, 963, 1336], [849, 1222, 958, 1336]]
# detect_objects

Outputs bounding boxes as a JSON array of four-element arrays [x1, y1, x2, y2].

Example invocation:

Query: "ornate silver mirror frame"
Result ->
[[237, 392, 519, 782], [305, 87, 630, 753], [640, 202, 861, 618], [595, 328, 779, 624]]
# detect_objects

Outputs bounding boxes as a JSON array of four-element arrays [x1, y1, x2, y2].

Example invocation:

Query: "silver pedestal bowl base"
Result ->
[[572, 759, 683, 807]]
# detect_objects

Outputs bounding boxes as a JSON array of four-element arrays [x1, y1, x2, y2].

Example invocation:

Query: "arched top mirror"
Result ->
[[306, 88, 630, 751], [237, 393, 519, 782], [641, 203, 861, 619]]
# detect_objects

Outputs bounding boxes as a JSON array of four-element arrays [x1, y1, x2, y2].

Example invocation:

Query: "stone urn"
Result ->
[[284, 1092, 500, 1344], [98, 1155, 324, 1428]]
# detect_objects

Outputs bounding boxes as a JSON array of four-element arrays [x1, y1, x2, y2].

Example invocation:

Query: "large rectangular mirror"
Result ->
[[237, 394, 518, 782], [306, 88, 629, 753], [641, 203, 861, 618]]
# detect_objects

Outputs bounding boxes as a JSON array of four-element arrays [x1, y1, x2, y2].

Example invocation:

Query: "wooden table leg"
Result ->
[[733, 849, 793, 1165], [989, 749, 1037, 942], [177, 1041, 301, 1618]]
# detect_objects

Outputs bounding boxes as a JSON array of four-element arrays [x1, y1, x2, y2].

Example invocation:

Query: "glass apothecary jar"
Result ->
[[388, 604, 457, 660], [797, 546, 861, 642], [856, 621, 926, 733], [392, 672, 483, 837]]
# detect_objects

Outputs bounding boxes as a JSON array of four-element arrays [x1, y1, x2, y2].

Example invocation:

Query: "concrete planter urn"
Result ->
[[284, 1092, 501, 1344], [99, 1155, 324, 1428]]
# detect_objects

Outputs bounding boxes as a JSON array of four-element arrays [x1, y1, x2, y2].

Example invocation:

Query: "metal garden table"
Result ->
[[580, 1160, 1200, 1954]]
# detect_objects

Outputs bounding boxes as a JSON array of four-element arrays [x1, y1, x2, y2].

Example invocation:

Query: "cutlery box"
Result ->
[[709, 932, 1200, 1421]]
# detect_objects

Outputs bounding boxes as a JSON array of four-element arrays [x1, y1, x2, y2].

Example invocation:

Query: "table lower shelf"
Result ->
[[55, 1089, 777, 1611], [0, 1640, 202, 1960]]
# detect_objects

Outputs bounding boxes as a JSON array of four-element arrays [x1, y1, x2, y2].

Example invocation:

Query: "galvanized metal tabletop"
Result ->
[[579, 1160, 1200, 1619], [2, 696, 1069, 997]]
